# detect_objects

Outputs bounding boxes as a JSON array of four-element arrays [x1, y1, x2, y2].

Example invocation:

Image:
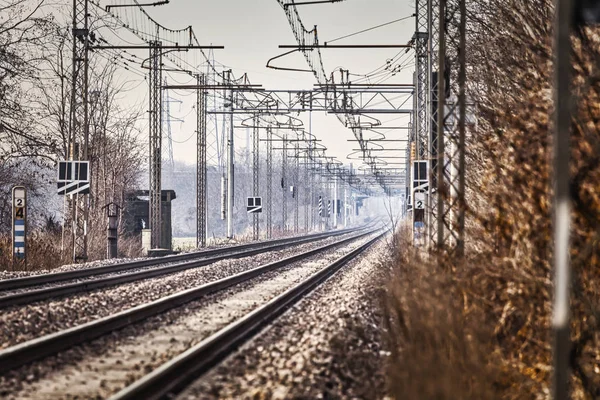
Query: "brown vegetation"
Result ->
[[0, 231, 143, 271], [384, 0, 600, 398]]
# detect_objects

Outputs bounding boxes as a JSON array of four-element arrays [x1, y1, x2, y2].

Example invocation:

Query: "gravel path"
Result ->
[[0, 233, 358, 349], [176, 238, 391, 399], [0, 237, 372, 399]]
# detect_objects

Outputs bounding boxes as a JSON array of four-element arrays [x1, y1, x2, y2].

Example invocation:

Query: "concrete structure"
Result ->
[[123, 190, 176, 251]]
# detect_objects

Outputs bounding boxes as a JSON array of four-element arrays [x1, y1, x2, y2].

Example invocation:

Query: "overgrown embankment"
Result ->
[[384, 1, 600, 398]]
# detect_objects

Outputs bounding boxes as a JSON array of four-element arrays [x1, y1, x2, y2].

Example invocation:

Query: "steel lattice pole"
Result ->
[[304, 148, 309, 232], [149, 41, 163, 249], [70, 0, 90, 262], [282, 135, 288, 233], [436, 0, 446, 249], [294, 143, 299, 234], [415, 0, 430, 161], [437, 0, 467, 258], [267, 128, 273, 239], [196, 74, 207, 248], [226, 71, 234, 239], [253, 115, 260, 240], [413, 0, 430, 245], [309, 145, 315, 231], [429, 0, 440, 248]]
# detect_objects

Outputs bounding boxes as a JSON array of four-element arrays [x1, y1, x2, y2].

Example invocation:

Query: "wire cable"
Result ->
[[325, 14, 415, 44]]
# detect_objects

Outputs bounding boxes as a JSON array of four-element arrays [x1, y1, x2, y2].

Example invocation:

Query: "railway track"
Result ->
[[112, 231, 385, 400], [0, 228, 382, 383], [0, 228, 361, 308]]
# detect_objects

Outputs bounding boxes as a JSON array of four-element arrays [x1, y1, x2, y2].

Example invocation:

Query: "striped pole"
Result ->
[[12, 186, 27, 266], [318, 196, 323, 216]]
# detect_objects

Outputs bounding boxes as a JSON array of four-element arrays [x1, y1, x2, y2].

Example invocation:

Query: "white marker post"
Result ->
[[12, 186, 27, 265]]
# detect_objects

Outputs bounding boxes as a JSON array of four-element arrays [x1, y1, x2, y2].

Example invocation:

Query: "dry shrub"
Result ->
[[384, 227, 514, 400], [0, 229, 143, 272], [384, 1, 600, 398], [0, 232, 70, 271]]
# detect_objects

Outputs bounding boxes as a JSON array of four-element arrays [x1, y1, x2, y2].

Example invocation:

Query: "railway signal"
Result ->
[[247, 197, 263, 213], [57, 161, 90, 196]]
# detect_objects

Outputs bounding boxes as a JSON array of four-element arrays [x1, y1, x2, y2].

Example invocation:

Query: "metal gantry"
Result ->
[[70, 0, 90, 262], [149, 40, 163, 249], [196, 74, 207, 248]]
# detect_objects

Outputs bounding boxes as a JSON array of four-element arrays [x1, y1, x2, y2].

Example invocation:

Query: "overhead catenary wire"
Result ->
[[325, 14, 415, 45]]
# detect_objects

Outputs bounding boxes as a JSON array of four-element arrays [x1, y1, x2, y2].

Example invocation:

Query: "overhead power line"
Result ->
[[325, 14, 416, 45]]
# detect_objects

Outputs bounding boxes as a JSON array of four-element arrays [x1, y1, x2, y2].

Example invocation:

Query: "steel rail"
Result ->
[[0, 229, 378, 375], [111, 231, 386, 400], [0, 228, 362, 309], [0, 228, 358, 293]]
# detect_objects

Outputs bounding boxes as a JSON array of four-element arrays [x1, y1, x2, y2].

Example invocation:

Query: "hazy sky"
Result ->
[[102, 0, 416, 167]]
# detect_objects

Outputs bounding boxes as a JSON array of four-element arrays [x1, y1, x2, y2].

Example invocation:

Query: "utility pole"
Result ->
[[413, 0, 429, 247], [304, 148, 310, 232], [434, 0, 467, 258], [70, 0, 90, 262], [344, 182, 348, 228], [429, 0, 441, 248], [149, 40, 163, 249], [308, 112, 314, 232], [266, 128, 273, 238], [196, 73, 207, 248], [282, 134, 288, 232], [436, 0, 446, 250], [294, 142, 299, 234], [226, 70, 234, 239], [552, 1, 573, 398], [162, 77, 178, 179], [333, 173, 338, 228], [252, 115, 260, 240], [456, 0, 467, 258]]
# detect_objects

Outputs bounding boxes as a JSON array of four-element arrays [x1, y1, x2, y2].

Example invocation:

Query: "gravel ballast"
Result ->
[[176, 238, 391, 399], [0, 236, 374, 399], [0, 233, 358, 349]]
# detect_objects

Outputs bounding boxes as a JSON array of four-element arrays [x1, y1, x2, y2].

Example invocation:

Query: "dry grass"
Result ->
[[0, 231, 143, 272], [0, 232, 70, 271], [383, 227, 546, 400], [383, 1, 600, 398]]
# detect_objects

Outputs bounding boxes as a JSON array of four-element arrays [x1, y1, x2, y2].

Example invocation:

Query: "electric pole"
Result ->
[[252, 115, 260, 240], [226, 70, 234, 239], [196, 73, 207, 248], [149, 40, 163, 249], [266, 127, 273, 238], [282, 134, 288, 232], [294, 142, 299, 233], [70, 0, 90, 261], [333, 172, 338, 228]]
